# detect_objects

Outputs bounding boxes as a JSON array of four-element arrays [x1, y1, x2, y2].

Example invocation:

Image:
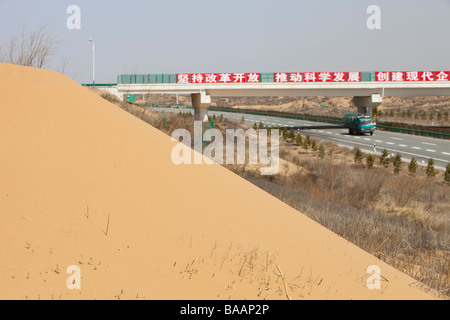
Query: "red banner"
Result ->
[[232, 73, 246, 83], [176, 71, 450, 83], [275, 72, 289, 83], [247, 73, 260, 83], [391, 71, 405, 82], [289, 73, 303, 83], [303, 72, 317, 82], [318, 72, 332, 82], [376, 72, 390, 82], [435, 71, 450, 81], [204, 73, 218, 83], [177, 74, 190, 84], [405, 71, 420, 81], [333, 72, 347, 82], [420, 71, 434, 82]]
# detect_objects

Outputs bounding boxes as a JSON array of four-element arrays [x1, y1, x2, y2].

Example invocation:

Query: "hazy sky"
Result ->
[[1, 0, 450, 84]]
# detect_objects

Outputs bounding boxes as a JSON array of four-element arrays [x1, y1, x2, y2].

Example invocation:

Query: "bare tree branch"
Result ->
[[57, 56, 69, 74], [4, 25, 58, 69]]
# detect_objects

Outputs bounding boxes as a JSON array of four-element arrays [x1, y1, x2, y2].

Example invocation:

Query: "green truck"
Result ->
[[344, 114, 375, 136]]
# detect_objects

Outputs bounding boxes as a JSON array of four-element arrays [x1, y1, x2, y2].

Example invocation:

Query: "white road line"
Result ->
[[212, 111, 450, 163], [387, 142, 395, 145], [364, 138, 371, 141], [327, 137, 449, 163], [399, 144, 408, 147], [326, 132, 333, 134], [318, 130, 325, 133]]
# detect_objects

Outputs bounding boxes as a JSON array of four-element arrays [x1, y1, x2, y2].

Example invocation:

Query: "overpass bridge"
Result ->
[[109, 71, 450, 121]]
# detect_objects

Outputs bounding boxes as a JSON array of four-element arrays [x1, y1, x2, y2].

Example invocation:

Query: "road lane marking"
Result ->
[[387, 142, 395, 145], [181, 111, 449, 163], [326, 137, 449, 163], [399, 144, 408, 147]]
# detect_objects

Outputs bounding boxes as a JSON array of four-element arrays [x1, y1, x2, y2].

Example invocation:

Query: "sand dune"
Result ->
[[0, 63, 437, 300]]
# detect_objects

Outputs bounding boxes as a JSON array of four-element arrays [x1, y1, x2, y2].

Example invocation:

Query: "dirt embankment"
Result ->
[[0, 63, 440, 300]]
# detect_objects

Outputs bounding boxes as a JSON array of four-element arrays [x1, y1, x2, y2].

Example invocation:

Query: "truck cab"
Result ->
[[348, 116, 375, 136]]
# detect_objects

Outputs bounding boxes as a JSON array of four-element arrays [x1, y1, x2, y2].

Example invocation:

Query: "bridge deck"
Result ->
[[116, 82, 450, 97]]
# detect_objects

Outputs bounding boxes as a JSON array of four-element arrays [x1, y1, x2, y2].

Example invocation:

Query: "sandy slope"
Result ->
[[0, 63, 437, 300]]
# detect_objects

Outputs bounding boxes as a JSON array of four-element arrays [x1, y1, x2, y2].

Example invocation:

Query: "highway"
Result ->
[[150, 107, 450, 169]]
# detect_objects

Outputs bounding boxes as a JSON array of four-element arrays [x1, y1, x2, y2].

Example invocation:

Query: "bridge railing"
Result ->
[[116, 72, 379, 84], [82, 83, 117, 87]]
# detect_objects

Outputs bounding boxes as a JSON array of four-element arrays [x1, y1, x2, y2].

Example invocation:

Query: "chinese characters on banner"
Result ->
[[177, 72, 450, 83]]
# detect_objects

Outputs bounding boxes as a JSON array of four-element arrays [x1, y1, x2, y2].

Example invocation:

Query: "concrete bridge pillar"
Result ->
[[352, 94, 383, 123], [191, 91, 211, 122]]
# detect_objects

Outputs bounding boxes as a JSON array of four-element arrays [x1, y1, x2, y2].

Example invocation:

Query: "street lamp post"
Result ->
[[89, 38, 95, 85]]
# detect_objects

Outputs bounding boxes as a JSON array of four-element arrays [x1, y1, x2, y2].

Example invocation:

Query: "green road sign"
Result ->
[[127, 94, 135, 102]]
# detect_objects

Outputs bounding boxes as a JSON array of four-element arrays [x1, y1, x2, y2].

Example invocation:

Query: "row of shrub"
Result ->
[[353, 147, 450, 183]]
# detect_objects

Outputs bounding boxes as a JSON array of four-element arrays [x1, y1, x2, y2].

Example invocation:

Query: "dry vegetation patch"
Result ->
[[97, 90, 449, 298]]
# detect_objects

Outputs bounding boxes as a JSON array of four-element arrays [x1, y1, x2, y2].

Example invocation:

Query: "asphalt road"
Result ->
[[150, 107, 450, 169]]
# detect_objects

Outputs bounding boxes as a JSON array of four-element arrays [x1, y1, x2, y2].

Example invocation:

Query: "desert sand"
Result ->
[[0, 63, 438, 300]]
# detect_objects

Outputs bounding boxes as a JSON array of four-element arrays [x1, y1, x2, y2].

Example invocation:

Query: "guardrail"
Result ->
[[209, 107, 345, 126], [147, 106, 449, 140], [209, 107, 450, 140], [376, 125, 450, 140]]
